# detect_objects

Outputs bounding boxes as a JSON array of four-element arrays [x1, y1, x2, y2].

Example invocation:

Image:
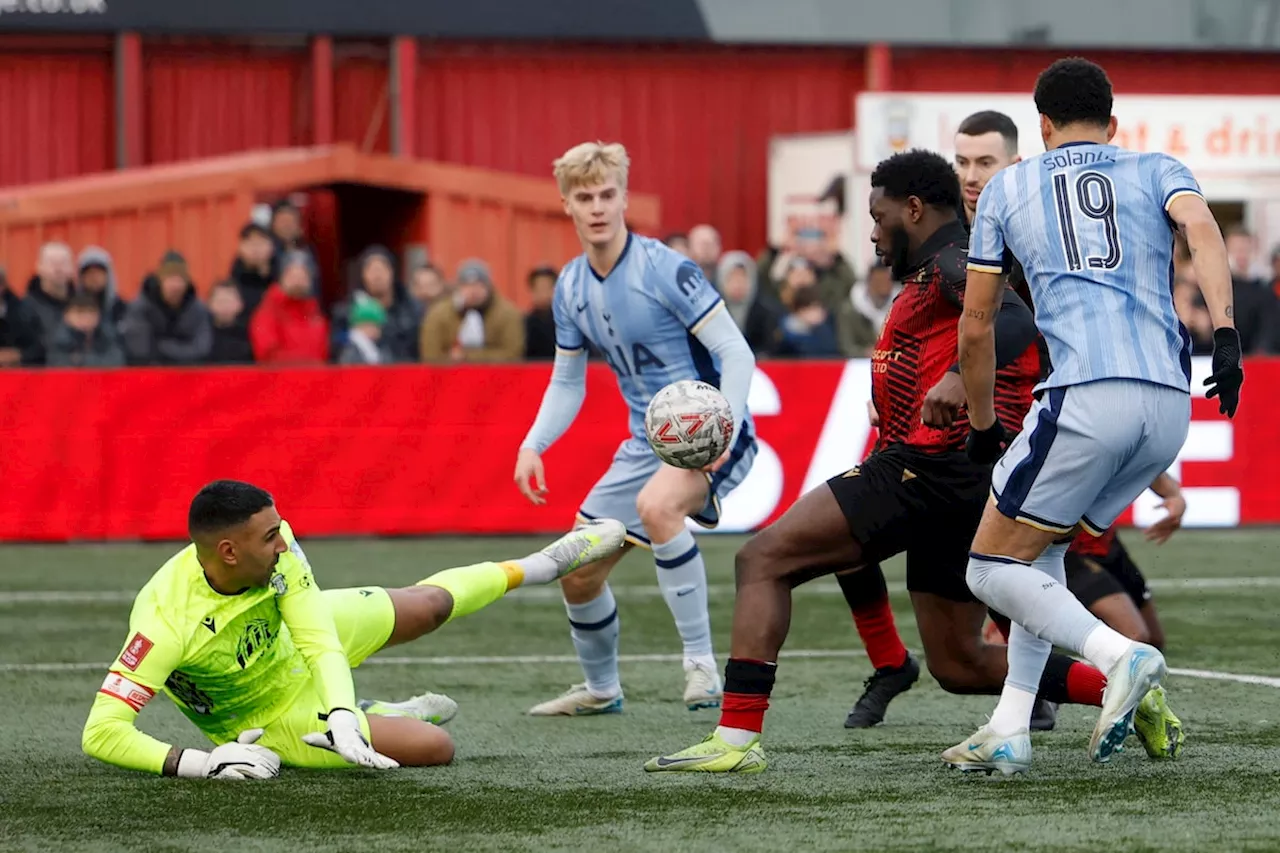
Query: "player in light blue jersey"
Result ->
[[514, 141, 758, 716], [946, 58, 1244, 775]]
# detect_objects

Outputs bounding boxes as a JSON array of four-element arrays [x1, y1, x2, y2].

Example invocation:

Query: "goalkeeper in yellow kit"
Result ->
[[82, 479, 625, 778]]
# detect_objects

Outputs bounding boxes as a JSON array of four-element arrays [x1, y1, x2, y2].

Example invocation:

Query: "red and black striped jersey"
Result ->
[[871, 220, 1040, 454]]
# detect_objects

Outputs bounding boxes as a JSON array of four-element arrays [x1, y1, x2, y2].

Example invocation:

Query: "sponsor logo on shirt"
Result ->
[[270, 573, 287, 596], [118, 632, 153, 671]]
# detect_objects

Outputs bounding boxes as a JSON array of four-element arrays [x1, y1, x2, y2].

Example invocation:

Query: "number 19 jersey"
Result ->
[[968, 142, 1200, 394]]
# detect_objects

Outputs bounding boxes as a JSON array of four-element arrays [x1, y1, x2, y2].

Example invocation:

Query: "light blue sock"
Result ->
[[652, 529, 714, 663], [1003, 542, 1067, 694], [565, 584, 621, 699], [968, 542, 1102, 656]]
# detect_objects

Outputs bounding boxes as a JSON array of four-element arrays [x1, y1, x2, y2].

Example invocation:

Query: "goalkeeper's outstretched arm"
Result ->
[[82, 686, 183, 775], [83, 614, 278, 779]]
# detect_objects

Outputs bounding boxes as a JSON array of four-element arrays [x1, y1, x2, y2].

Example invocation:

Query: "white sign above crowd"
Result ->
[[855, 93, 1280, 176]]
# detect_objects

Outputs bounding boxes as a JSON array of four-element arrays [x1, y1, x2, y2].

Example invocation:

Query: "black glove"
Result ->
[[1204, 327, 1244, 418], [966, 420, 1008, 465]]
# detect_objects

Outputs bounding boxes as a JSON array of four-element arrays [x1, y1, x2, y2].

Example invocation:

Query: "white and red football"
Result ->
[[644, 379, 734, 470]]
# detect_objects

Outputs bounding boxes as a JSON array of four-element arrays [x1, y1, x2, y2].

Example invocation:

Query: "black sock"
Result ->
[[1036, 653, 1076, 704], [836, 563, 887, 610]]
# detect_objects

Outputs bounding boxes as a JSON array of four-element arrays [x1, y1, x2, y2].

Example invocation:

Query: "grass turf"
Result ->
[[2, 530, 1279, 852]]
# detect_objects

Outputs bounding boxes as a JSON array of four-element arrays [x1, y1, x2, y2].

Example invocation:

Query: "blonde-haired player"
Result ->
[[515, 141, 758, 715]]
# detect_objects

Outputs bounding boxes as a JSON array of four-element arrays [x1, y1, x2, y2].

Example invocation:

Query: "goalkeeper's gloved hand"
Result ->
[[1204, 327, 1244, 418], [301, 708, 399, 770], [966, 419, 1009, 466], [176, 728, 281, 779]]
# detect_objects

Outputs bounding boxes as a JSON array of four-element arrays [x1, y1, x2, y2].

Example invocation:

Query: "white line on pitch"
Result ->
[[3, 575, 1279, 605], [3, 650, 1279, 689]]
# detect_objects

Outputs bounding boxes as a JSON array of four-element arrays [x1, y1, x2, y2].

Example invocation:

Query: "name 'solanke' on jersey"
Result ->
[[1043, 148, 1118, 170]]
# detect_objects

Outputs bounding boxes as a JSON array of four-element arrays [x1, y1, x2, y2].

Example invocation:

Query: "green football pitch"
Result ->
[[2, 530, 1279, 852]]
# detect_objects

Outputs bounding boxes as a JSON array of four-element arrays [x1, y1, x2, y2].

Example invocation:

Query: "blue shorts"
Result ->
[[577, 425, 757, 549], [991, 378, 1190, 535]]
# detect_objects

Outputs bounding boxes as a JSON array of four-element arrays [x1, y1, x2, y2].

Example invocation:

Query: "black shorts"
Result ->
[[1065, 536, 1152, 609], [826, 444, 990, 603]]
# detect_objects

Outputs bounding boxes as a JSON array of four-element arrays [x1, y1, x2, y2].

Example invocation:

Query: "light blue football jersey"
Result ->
[[553, 233, 755, 443], [968, 142, 1200, 393]]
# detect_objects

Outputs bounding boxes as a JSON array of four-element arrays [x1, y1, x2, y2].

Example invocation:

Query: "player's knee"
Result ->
[[927, 656, 990, 695], [734, 531, 783, 587], [1116, 620, 1152, 645], [559, 566, 606, 604], [403, 724, 455, 767], [635, 488, 682, 540]]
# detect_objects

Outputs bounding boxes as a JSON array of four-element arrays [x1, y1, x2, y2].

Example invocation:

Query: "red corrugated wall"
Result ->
[[0, 36, 113, 187], [142, 39, 308, 165], [333, 49, 391, 154], [890, 47, 1280, 94], [414, 44, 866, 254], [4, 37, 1280, 255]]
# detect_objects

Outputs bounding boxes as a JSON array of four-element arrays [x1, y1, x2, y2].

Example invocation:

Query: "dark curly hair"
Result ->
[[870, 149, 961, 211], [1034, 58, 1113, 130]]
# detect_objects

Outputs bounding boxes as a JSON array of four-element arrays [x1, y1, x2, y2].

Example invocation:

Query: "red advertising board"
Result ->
[[0, 357, 1266, 542]]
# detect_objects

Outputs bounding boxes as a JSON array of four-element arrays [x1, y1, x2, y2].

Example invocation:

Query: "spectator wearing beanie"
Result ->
[[420, 258, 525, 363], [120, 250, 213, 366], [331, 245, 420, 362], [249, 250, 329, 365], [338, 294, 394, 365]]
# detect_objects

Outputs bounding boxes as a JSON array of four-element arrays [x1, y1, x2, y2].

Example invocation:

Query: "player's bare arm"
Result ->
[[1144, 473, 1186, 545], [1168, 193, 1234, 330], [1167, 193, 1244, 416], [957, 268, 1004, 431]]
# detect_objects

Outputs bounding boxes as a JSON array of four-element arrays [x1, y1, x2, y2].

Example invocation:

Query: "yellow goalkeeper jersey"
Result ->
[[82, 521, 358, 774]]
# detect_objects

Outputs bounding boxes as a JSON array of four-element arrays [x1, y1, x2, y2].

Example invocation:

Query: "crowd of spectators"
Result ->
[[1, 206, 1277, 370]]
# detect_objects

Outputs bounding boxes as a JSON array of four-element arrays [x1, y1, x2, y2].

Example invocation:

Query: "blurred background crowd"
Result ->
[[3, 206, 1277, 370]]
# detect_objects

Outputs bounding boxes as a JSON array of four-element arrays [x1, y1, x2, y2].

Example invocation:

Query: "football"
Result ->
[[644, 379, 734, 470]]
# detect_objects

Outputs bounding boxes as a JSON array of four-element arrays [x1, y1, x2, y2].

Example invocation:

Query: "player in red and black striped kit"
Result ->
[[645, 150, 1114, 774]]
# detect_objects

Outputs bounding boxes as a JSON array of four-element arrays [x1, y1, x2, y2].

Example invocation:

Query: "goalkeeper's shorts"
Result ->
[[257, 586, 397, 769]]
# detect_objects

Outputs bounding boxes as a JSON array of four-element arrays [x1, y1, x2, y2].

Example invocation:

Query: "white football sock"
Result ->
[[967, 552, 1103, 654], [513, 553, 558, 586], [988, 684, 1038, 737], [1082, 624, 1135, 675], [715, 726, 758, 747], [565, 586, 621, 699], [651, 529, 715, 661]]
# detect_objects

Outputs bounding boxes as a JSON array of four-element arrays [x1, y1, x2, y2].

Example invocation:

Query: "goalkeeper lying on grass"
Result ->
[[82, 479, 625, 779]]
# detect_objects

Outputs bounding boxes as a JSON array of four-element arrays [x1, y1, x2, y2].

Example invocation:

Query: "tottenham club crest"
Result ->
[[270, 572, 287, 596]]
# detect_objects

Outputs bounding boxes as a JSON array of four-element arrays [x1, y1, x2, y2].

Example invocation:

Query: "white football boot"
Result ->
[[527, 683, 624, 716], [683, 660, 723, 710]]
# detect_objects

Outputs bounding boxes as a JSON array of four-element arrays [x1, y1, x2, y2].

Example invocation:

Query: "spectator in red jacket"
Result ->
[[249, 251, 329, 365]]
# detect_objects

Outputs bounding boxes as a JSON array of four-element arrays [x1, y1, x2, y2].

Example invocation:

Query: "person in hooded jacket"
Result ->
[[716, 250, 781, 356], [76, 246, 129, 336], [249, 251, 329, 365], [330, 245, 420, 362], [120, 251, 213, 366], [419, 259, 525, 363]]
